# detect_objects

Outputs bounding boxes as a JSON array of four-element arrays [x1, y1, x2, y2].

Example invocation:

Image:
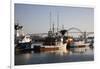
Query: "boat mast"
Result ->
[[62, 24, 64, 30], [57, 12, 59, 32], [52, 22, 55, 34], [49, 11, 52, 31]]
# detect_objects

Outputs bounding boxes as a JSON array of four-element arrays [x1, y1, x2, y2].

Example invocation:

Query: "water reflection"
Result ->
[[15, 46, 94, 65], [70, 47, 87, 54], [24, 53, 32, 60]]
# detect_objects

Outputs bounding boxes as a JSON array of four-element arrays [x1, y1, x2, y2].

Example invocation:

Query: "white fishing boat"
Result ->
[[17, 35, 32, 50], [70, 41, 90, 48]]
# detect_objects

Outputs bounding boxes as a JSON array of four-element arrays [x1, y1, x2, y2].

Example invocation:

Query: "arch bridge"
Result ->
[[31, 27, 94, 40]]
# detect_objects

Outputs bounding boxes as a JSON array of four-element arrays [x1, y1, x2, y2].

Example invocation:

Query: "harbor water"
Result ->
[[15, 45, 94, 65]]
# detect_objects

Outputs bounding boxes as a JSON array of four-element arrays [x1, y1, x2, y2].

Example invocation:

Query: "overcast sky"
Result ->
[[15, 4, 94, 34]]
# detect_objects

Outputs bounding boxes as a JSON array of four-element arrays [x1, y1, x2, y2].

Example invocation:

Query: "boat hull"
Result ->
[[34, 44, 67, 52], [16, 42, 32, 50]]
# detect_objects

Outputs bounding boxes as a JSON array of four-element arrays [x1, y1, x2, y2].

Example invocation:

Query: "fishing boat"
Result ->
[[70, 41, 90, 48], [33, 36, 67, 51], [16, 35, 32, 50], [34, 30, 67, 51]]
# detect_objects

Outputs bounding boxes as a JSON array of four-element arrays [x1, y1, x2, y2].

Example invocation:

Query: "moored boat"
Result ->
[[33, 36, 67, 51], [16, 35, 32, 50], [70, 41, 90, 48]]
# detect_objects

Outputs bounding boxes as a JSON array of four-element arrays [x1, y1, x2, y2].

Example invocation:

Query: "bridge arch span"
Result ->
[[66, 27, 84, 36], [67, 27, 82, 33]]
